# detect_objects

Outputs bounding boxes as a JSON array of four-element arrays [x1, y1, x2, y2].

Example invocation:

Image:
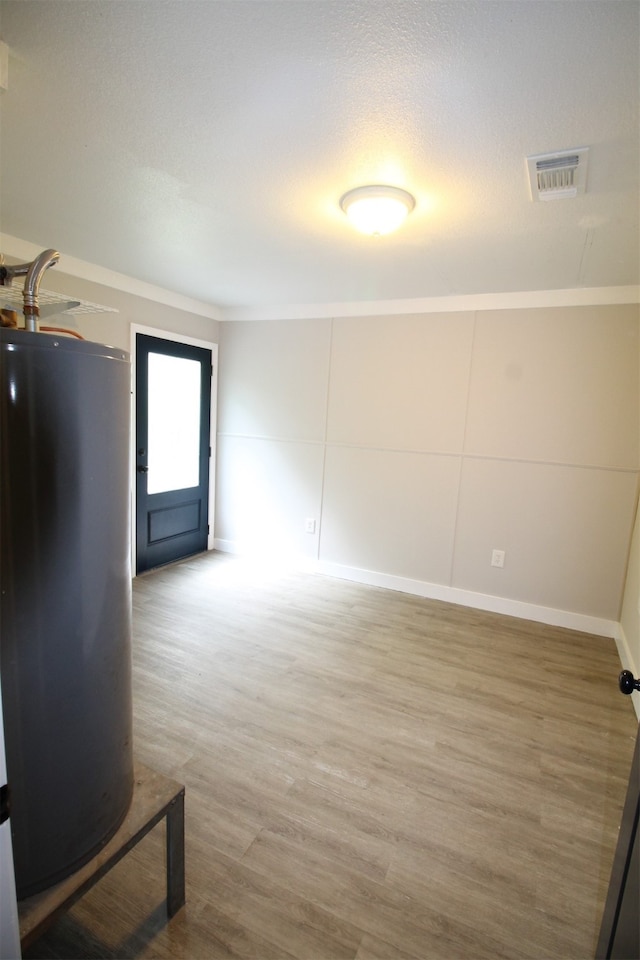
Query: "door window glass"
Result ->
[[147, 352, 201, 494]]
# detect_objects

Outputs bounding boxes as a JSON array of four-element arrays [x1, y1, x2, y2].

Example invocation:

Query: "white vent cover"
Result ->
[[526, 147, 589, 201]]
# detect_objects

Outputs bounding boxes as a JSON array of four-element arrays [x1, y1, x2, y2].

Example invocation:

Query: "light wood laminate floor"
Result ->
[[24, 551, 638, 960]]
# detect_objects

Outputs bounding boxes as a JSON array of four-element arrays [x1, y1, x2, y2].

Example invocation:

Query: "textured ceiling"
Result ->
[[0, 0, 638, 310]]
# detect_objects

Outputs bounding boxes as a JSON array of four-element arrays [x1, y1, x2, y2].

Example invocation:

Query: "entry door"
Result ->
[[136, 334, 212, 574]]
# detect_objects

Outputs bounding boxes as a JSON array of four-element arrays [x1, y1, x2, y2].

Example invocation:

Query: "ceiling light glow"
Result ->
[[340, 185, 415, 236]]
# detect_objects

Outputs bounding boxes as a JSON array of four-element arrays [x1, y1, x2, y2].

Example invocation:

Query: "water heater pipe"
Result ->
[[23, 249, 60, 331], [0, 249, 60, 331]]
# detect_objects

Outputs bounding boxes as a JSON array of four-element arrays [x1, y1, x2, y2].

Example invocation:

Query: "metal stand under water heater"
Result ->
[[0, 249, 134, 900]]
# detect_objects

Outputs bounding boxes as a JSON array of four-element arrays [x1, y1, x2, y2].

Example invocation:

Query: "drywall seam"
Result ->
[[214, 434, 640, 474], [317, 317, 334, 563], [449, 309, 478, 585]]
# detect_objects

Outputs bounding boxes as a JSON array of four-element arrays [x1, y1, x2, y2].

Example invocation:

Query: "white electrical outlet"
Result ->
[[491, 549, 505, 568], [305, 518, 316, 534]]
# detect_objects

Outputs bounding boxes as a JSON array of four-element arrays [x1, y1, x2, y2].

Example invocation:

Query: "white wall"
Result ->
[[7, 260, 638, 637], [216, 303, 640, 634]]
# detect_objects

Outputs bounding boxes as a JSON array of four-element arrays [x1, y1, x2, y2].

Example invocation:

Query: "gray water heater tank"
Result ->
[[0, 328, 134, 899]]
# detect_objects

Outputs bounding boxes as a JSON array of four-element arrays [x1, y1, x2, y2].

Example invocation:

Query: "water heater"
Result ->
[[0, 327, 134, 899]]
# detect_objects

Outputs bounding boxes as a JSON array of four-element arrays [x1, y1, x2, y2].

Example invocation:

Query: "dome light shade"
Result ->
[[340, 185, 415, 236]]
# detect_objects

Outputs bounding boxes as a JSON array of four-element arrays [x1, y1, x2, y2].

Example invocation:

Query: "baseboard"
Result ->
[[315, 561, 619, 637], [213, 539, 618, 638], [214, 539, 235, 554]]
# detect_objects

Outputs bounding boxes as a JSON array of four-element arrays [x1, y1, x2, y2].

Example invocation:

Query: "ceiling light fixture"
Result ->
[[340, 185, 415, 236]]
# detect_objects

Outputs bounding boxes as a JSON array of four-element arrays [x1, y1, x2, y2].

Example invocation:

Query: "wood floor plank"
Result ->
[[23, 550, 638, 960]]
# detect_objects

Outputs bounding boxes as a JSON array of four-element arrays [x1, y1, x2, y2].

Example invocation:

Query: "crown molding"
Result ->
[[221, 285, 640, 322], [3, 234, 637, 323], [0, 234, 222, 321]]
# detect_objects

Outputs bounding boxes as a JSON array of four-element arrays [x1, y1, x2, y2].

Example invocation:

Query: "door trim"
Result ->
[[596, 722, 640, 959], [130, 324, 218, 577]]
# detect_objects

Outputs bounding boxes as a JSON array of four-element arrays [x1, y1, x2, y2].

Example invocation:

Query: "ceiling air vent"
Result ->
[[526, 147, 589, 201]]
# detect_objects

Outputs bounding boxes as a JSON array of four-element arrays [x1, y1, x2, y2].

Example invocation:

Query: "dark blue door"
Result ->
[[136, 334, 212, 573]]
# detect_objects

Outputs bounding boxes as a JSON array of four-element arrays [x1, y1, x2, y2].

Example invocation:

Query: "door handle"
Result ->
[[619, 670, 640, 695], [137, 465, 149, 474]]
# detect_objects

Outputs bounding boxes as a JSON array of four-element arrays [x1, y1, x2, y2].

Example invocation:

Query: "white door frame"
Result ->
[[130, 324, 218, 577]]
